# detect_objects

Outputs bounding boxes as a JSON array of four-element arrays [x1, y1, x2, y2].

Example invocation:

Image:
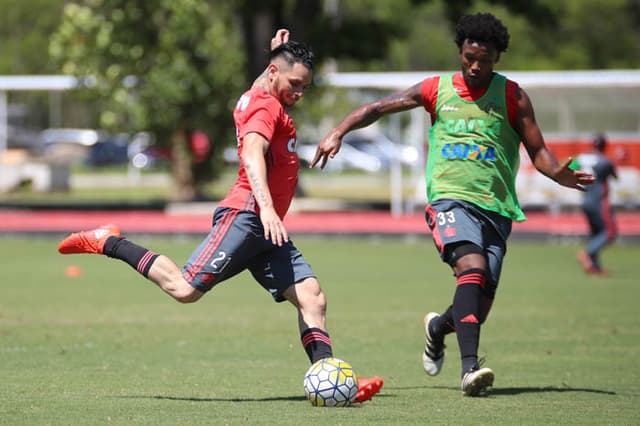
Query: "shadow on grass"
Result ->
[[119, 395, 307, 403], [387, 385, 616, 396], [119, 393, 393, 404], [490, 386, 616, 396]]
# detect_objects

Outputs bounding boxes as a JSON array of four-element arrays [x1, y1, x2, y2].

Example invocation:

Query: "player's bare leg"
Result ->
[[284, 277, 383, 402], [283, 277, 328, 332], [283, 277, 334, 362], [146, 255, 204, 303], [59, 224, 203, 303]]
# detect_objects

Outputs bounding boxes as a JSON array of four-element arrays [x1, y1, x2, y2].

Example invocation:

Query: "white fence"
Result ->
[[324, 70, 640, 214]]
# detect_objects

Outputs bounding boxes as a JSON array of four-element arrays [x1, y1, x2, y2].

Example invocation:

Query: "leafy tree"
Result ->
[[50, 0, 246, 201], [548, 0, 640, 69], [0, 0, 65, 74], [18, 0, 639, 200], [0, 0, 67, 132], [235, 0, 561, 73]]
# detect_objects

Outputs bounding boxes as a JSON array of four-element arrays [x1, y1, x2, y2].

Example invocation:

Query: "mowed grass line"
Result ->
[[1, 236, 638, 425]]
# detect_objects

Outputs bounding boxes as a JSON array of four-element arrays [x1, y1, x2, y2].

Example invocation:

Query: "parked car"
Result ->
[[127, 132, 170, 169], [41, 128, 105, 165], [39, 128, 166, 169], [341, 127, 420, 170], [224, 130, 416, 173], [86, 133, 129, 166], [296, 141, 383, 172]]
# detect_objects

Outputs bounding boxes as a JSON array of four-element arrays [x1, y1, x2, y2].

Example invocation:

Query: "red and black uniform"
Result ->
[[181, 87, 315, 301], [420, 72, 519, 127], [218, 87, 299, 219]]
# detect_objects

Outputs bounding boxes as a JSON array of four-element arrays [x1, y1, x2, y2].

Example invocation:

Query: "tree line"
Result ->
[[2, 0, 639, 199]]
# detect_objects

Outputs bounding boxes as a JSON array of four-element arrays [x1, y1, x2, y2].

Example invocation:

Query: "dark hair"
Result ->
[[455, 13, 510, 53], [593, 134, 607, 151], [269, 41, 314, 70]]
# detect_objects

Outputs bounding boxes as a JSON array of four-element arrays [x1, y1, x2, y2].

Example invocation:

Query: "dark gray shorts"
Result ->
[[425, 199, 512, 288], [181, 207, 315, 302]]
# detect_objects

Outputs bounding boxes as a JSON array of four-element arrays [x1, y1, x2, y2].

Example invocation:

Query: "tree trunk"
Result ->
[[170, 128, 196, 201]]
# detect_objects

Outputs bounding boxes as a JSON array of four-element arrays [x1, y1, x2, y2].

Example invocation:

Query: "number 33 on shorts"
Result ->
[[437, 211, 456, 225]]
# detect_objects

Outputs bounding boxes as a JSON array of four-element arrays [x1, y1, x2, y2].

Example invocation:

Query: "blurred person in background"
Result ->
[[575, 134, 618, 275], [311, 12, 594, 396]]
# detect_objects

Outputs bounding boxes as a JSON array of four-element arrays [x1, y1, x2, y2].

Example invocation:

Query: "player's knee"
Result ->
[[306, 287, 327, 312], [298, 278, 327, 312], [173, 292, 200, 304], [171, 282, 203, 304], [446, 242, 485, 269], [315, 291, 328, 313]]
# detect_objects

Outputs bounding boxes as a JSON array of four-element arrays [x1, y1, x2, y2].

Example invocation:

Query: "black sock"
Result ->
[[301, 328, 333, 363], [433, 305, 456, 336], [103, 236, 159, 278], [453, 269, 485, 375]]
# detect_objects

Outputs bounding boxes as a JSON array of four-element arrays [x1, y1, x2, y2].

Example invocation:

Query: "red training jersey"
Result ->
[[218, 87, 299, 219], [420, 72, 519, 128]]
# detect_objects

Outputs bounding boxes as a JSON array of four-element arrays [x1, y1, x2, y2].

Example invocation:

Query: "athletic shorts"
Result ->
[[181, 207, 316, 302], [425, 199, 512, 290]]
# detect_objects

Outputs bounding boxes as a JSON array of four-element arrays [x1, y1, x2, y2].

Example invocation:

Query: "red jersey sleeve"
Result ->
[[221, 87, 299, 219], [505, 79, 519, 129], [420, 76, 440, 123], [237, 94, 282, 144]]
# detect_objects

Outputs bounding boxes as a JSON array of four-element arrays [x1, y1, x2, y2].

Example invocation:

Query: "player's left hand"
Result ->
[[260, 207, 289, 246], [554, 157, 595, 191], [310, 130, 342, 169]]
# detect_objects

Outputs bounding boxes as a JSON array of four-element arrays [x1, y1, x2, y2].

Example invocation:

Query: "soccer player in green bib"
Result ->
[[311, 12, 594, 396]]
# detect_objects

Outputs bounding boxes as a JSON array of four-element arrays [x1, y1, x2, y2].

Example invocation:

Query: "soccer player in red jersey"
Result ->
[[58, 29, 382, 403]]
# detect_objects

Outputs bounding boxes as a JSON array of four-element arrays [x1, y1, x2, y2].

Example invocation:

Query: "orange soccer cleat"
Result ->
[[355, 376, 384, 403], [58, 224, 121, 255]]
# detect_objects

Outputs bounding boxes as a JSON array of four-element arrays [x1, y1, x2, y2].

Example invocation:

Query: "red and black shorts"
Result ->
[[181, 207, 315, 302], [425, 199, 512, 289]]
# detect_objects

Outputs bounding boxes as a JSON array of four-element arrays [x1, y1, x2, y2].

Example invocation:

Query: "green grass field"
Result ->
[[1, 236, 639, 425]]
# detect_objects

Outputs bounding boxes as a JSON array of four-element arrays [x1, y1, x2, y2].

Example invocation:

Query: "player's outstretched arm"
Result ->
[[517, 88, 594, 191], [311, 83, 423, 169]]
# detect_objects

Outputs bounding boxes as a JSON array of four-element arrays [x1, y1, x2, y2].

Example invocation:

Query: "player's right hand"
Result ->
[[310, 130, 342, 169]]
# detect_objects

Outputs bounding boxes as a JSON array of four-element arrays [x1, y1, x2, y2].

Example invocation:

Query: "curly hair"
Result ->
[[270, 41, 314, 70], [454, 13, 510, 53]]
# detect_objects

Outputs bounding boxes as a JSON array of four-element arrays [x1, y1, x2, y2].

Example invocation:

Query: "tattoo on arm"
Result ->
[[245, 162, 271, 208]]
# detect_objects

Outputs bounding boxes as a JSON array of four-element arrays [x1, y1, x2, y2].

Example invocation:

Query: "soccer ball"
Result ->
[[303, 357, 358, 407]]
